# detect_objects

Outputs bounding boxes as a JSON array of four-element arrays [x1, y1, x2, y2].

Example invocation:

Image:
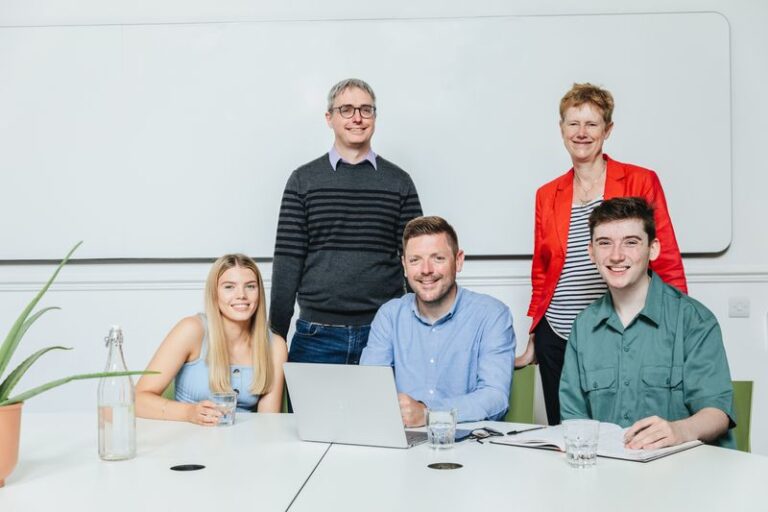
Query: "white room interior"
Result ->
[[1, 0, 766, 454]]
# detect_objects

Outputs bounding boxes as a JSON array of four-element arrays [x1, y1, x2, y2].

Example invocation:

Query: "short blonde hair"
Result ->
[[559, 83, 615, 124], [204, 254, 272, 396]]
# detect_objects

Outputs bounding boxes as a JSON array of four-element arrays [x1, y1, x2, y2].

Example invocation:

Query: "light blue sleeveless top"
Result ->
[[174, 314, 260, 412]]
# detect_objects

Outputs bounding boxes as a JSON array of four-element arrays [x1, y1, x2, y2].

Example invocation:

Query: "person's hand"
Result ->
[[514, 333, 537, 368], [623, 415, 690, 450], [397, 393, 427, 427], [187, 400, 223, 426]]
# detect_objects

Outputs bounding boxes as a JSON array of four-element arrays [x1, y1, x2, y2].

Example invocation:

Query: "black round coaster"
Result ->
[[427, 462, 463, 470], [170, 464, 206, 471]]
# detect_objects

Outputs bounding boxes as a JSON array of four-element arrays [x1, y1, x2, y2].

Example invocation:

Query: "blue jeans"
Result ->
[[288, 319, 371, 365]]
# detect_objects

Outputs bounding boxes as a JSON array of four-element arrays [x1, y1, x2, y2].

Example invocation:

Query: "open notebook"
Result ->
[[491, 422, 702, 462]]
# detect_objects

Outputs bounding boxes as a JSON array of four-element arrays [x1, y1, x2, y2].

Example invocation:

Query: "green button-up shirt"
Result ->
[[560, 272, 735, 448]]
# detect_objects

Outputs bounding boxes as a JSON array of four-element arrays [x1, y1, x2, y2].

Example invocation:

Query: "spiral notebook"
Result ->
[[491, 422, 702, 462]]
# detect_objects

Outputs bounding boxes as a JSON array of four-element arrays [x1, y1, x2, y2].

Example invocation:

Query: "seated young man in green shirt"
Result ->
[[559, 197, 735, 449]]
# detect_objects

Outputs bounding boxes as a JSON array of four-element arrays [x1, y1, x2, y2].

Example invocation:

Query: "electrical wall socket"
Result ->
[[728, 297, 750, 318]]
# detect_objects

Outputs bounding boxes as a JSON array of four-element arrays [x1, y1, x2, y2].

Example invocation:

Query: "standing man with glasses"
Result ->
[[270, 78, 423, 369]]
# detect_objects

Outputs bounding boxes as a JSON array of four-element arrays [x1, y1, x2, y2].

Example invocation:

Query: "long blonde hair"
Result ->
[[204, 254, 272, 395]]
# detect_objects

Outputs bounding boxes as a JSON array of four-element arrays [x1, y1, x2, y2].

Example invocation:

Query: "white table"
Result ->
[[3, 416, 768, 512], [290, 420, 768, 512], [1, 412, 327, 512]]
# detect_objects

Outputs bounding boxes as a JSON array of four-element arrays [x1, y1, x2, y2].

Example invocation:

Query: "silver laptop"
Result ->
[[283, 362, 428, 449]]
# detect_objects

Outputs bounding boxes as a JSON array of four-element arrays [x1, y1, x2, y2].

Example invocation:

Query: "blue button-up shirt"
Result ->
[[360, 287, 515, 422]]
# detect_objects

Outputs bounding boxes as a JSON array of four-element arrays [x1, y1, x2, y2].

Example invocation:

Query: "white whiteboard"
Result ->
[[0, 11, 731, 259]]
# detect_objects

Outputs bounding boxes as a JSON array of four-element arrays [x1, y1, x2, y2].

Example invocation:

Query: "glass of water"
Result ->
[[563, 419, 599, 468], [211, 392, 237, 426], [426, 408, 457, 449]]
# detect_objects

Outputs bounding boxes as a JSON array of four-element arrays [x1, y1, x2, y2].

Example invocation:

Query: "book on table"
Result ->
[[490, 422, 702, 462]]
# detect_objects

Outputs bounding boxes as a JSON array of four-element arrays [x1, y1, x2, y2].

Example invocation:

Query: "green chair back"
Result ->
[[732, 380, 753, 452], [281, 385, 289, 413], [162, 381, 175, 401], [504, 365, 536, 424]]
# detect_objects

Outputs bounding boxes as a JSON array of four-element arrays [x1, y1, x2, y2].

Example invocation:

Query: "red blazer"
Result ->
[[528, 154, 687, 332]]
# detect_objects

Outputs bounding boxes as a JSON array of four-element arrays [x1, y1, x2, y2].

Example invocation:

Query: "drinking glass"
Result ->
[[563, 419, 599, 468], [426, 408, 457, 449], [211, 392, 237, 426]]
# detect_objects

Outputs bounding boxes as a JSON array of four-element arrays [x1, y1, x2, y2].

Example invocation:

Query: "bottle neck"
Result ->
[[104, 341, 128, 372]]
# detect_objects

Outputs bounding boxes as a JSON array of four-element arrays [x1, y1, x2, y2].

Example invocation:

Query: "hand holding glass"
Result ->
[[211, 392, 237, 426]]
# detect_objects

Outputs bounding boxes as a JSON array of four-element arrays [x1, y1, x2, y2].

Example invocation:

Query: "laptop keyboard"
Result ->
[[405, 430, 428, 446]]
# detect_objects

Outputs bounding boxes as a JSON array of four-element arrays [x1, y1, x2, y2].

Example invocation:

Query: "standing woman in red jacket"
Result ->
[[516, 83, 687, 425]]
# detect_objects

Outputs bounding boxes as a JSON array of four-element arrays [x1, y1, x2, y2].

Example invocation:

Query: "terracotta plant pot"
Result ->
[[0, 402, 23, 488]]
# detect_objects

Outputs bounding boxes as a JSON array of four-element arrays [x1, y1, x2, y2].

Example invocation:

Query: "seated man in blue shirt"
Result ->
[[360, 216, 516, 427], [560, 197, 735, 449]]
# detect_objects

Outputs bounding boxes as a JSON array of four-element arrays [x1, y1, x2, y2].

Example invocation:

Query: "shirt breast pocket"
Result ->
[[641, 366, 683, 419], [581, 367, 617, 420]]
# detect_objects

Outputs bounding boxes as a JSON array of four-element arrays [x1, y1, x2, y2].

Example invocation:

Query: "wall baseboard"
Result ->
[[2, 266, 768, 292]]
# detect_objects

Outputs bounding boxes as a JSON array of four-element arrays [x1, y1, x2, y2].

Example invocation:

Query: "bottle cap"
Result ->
[[105, 325, 124, 346]]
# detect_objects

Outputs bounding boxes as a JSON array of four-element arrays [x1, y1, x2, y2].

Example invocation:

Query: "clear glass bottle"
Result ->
[[97, 325, 136, 461]]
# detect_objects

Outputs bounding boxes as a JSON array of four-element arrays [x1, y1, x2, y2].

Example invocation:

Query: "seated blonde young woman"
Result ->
[[136, 254, 287, 425]]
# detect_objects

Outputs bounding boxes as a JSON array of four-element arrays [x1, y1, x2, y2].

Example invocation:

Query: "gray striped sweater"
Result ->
[[269, 154, 422, 339]]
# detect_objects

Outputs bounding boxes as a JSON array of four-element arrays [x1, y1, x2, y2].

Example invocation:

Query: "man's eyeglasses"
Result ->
[[469, 427, 504, 444], [330, 104, 376, 119]]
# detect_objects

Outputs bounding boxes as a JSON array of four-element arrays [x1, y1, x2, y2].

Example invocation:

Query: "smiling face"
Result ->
[[589, 218, 660, 292], [325, 86, 376, 152], [560, 103, 613, 165], [403, 233, 464, 315], [216, 266, 260, 324]]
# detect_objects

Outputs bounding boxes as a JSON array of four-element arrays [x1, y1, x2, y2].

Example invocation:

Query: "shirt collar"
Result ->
[[328, 146, 378, 171], [636, 271, 663, 326], [593, 291, 617, 329], [409, 287, 464, 326], [595, 270, 662, 331]]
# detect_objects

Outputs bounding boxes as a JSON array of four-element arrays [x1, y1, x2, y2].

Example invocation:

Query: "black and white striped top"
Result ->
[[545, 198, 608, 340]]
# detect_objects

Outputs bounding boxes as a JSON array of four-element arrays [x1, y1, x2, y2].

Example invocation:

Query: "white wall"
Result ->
[[0, 11, 732, 258], [1, 0, 767, 453]]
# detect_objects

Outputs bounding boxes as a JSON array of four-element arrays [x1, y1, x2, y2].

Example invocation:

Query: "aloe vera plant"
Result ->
[[0, 242, 151, 407]]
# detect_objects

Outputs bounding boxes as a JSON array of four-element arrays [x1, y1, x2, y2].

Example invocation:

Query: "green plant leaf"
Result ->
[[17, 307, 60, 343], [0, 242, 82, 378], [0, 346, 72, 401], [0, 370, 158, 406]]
